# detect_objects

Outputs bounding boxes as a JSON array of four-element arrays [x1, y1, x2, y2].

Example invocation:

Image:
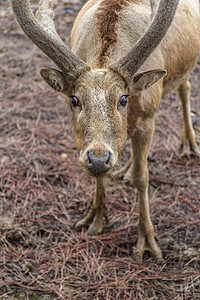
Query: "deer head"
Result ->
[[10, 0, 179, 176]]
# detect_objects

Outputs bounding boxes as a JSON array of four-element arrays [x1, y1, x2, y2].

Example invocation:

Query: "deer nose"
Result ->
[[87, 150, 111, 175]]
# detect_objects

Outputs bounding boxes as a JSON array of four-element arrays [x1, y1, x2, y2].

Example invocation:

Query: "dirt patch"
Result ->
[[0, 1, 200, 299]]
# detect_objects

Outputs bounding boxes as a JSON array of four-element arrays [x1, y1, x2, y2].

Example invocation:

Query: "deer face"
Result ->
[[40, 67, 166, 176], [68, 69, 129, 176]]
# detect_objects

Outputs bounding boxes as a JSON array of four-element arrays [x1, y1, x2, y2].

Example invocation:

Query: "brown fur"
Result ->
[[96, 0, 129, 66]]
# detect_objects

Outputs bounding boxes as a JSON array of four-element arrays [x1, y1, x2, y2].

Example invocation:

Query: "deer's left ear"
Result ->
[[40, 67, 69, 93], [130, 69, 167, 93]]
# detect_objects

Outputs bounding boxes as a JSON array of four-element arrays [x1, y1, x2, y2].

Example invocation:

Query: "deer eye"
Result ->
[[70, 95, 80, 107], [119, 95, 129, 107]]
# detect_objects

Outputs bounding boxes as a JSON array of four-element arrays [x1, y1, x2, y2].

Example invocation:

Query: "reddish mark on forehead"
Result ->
[[96, 0, 129, 66]]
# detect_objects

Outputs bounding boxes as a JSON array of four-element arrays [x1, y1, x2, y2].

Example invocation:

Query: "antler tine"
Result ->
[[150, 0, 160, 18], [35, 0, 62, 42], [110, 0, 179, 84], [10, 0, 89, 85], [150, 0, 161, 21]]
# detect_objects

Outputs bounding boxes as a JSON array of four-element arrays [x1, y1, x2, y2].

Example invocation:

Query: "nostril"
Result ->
[[87, 150, 93, 163], [104, 151, 111, 166]]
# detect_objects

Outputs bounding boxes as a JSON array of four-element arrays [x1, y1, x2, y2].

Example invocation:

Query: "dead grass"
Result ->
[[0, 1, 200, 299]]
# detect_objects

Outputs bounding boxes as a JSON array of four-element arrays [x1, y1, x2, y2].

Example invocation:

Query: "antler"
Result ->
[[110, 0, 179, 83], [150, 0, 160, 18], [10, 0, 89, 85]]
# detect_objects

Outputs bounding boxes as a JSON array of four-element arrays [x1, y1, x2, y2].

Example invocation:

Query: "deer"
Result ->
[[10, 0, 200, 262]]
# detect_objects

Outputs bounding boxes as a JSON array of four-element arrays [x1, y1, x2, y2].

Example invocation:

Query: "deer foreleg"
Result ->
[[131, 120, 163, 262], [178, 80, 200, 158], [74, 176, 108, 235]]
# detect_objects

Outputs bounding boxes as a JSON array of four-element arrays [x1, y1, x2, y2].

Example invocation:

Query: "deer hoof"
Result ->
[[74, 206, 108, 235], [132, 247, 143, 263], [74, 218, 90, 232], [132, 243, 163, 262], [132, 229, 163, 262], [181, 140, 200, 159], [87, 222, 103, 236]]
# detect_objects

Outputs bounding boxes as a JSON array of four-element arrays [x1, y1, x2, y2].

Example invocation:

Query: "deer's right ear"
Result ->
[[40, 68, 69, 92]]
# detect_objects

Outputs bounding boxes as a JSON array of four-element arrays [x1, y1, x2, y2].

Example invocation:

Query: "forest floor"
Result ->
[[0, 0, 200, 299]]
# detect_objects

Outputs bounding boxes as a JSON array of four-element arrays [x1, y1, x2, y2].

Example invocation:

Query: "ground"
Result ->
[[0, 0, 200, 299]]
